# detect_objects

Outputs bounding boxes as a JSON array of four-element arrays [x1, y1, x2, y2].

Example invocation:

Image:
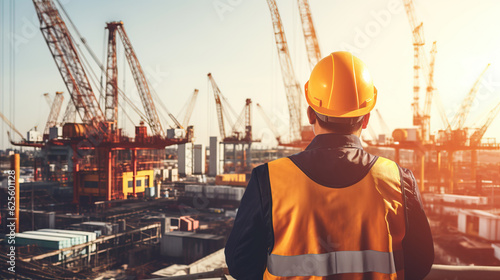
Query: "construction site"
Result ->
[[1, 0, 500, 279]]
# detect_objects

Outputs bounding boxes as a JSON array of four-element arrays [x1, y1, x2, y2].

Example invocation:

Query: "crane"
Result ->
[[230, 98, 252, 142], [0, 111, 26, 141], [297, 0, 322, 70], [43, 93, 52, 107], [450, 64, 490, 130], [33, 0, 104, 129], [105, 22, 119, 130], [266, 0, 303, 142], [43, 91, 64, 135], [105, 21, 167, 136], [177, 89, 199, 129], [470, 101, 500, 146], [256, 103, 281, 141], [402, 0, 450, 141], [208, 73, 244, 141]]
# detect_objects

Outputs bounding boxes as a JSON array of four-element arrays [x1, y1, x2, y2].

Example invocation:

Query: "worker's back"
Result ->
[[264, 134, 405, 279]]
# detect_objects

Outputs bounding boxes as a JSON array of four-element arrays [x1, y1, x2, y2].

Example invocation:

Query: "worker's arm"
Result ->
[[225, 165, 269, 279], [400, 167, 434, 280]]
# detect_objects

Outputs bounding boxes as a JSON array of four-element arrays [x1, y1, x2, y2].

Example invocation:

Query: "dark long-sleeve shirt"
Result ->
[[225, 134, 434, 280]]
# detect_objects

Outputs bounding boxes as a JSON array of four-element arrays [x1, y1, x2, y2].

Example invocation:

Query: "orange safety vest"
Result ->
[[263, 156, 406, 280]]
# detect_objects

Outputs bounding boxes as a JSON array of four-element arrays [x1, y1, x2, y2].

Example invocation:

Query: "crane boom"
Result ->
[[266, 0, 303, 142], [33, 0, 104, 126], [44, 91, 64, 135], [297, 0, 322, 70], [43, 93, 52, 107], [181, 89, 199, 128], [450, 64, 490, 130], [470, 101, 500, 145], [0, 111, 26, 141], [108, 21, 164, 136], [208, 73, 227, 139], [257, 103, 280, 141]]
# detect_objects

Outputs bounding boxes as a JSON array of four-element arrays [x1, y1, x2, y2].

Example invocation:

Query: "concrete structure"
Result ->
[[458, 210, 500, 241], [208, 136, 219, 177], [193, 144, 205, 174], [178, 143, 193, 176], [160, 231, 224, 263]]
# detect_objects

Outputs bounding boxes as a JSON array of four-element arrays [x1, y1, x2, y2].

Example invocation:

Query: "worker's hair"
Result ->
[[316, 116, 364, 134]]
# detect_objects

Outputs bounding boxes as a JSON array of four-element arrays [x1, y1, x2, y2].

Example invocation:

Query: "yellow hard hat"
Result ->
[[305, 51, 377, 119]]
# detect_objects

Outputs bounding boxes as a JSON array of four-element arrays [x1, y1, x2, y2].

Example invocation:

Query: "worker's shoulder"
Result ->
[[251, 157, 293, 175]]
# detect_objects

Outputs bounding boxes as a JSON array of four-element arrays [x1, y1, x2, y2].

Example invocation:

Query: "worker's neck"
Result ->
[[313, 123, 362, 138]]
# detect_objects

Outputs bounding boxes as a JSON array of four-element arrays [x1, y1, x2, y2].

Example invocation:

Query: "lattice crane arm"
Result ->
[[423, 42, 437, 117], [181, 89, 199, 128], [256, 103, 281, 141], [43, 93, 52, 107], [208, 73, 227, 139], [107, 21, 164, 136], [470, 101, 500, 145], [450, 63, 490, 130], [33, 0, 104, 127], [0, 111, 26, 141], [266, 0, 303, 142], [297, 0, 322, 70], [44, 91, 64, 135]]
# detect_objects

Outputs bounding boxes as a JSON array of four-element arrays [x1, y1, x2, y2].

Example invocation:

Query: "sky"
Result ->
[[1, 0, 500, 149]]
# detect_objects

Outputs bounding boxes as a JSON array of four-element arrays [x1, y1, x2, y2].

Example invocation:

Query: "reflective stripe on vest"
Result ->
[[268, 250, 397, 276], [265, 156, 405, 279]]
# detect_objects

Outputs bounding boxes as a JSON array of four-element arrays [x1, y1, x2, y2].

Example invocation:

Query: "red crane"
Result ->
[[297, 0, 322, 70], [105, 21, 166, 136], [266, 0, 303, 143], [33, 0, 104, 129], [43, 91, 64, 135]]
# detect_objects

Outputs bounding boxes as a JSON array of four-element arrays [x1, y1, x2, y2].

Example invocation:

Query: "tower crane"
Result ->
[[230, 98, 252, 142], [208, 73, 248, 141], [297, 0, 322, 70], [43, 91, 64, 135], [402, 0, 450, 141], [177, 89, 199, 129], [450, 64, 490, 130], [33, 0, 104, 129], [470, 101, 500, 146], [257, 103, 281, 142], [266, 0, 303, 143], [105, 21, 167, 136]]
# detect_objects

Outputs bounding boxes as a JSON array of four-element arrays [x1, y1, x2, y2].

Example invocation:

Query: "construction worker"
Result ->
[[225, 51, 434, 279]]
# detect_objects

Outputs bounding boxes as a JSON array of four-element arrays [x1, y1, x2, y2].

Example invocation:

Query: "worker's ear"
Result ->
[[361, 113, 370, 129], [307, 106, 316, 125]]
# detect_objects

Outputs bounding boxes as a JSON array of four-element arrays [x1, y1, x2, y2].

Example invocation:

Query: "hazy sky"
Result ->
[[1, 0, 500, 149]]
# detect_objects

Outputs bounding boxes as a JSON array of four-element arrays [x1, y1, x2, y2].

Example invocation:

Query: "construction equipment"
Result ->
[[402, 0, 450, 142], [208, 73, 251, 142], [0, 111, 26, 141], [256, 103, 281, 141], [297, 0, 322, 70], [33, 0, 104, 129], [450, 64, 491, 130], [265, 0, 303, 143], [43, 91, 64, 135], [105, 21, 166, 136], [177, 89, 199, 129], [470, 101, 500, 146]]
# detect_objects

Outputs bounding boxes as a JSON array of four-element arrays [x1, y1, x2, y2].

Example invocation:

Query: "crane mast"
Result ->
[[44, 91, 64, 135], [33, 0, 104, 127], [297, 0, 322, 70], [105, 22, 119, 129], [106, 21, 164, 136], [266, 0, 303, 142]]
